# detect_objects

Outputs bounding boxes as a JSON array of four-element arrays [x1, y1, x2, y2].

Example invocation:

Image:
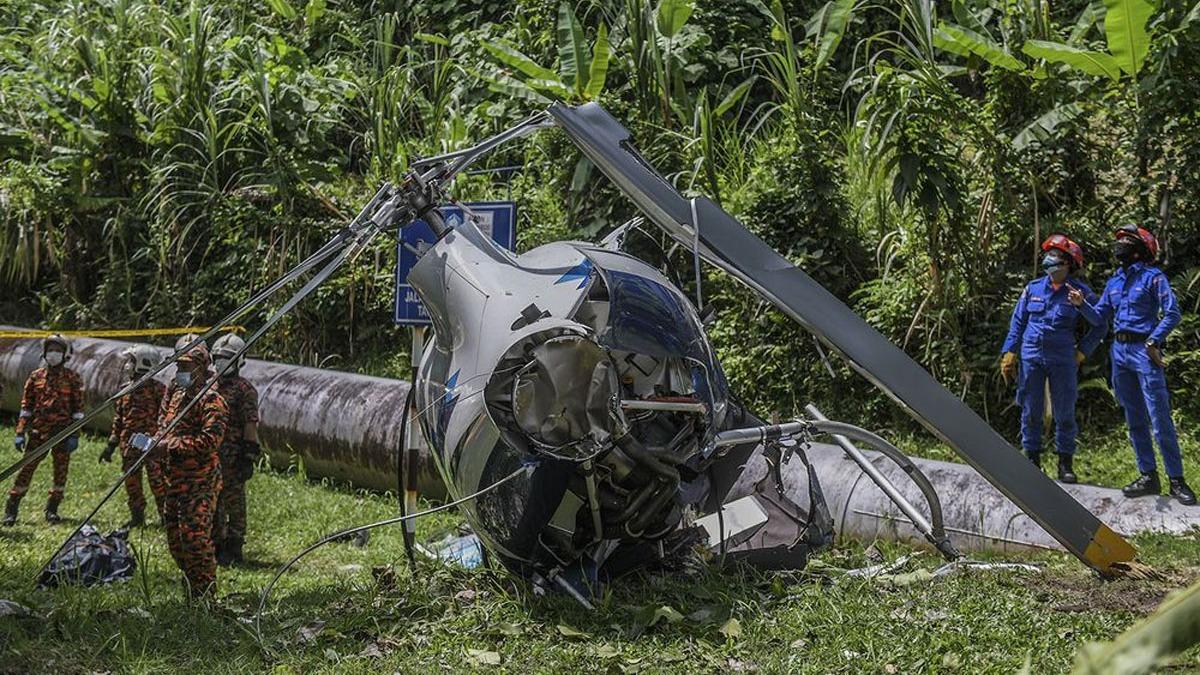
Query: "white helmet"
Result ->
[[122, 344, 164, 376], [43, 333, 72, 365], [175, 332, 202, 353], [212, 333, 247, 372]]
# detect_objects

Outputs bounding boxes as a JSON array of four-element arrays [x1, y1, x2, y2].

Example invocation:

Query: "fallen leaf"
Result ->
[[727, 657, 759, 672], [864, 542, 884, 563], [686, 607, 719, 623], [942, 652, 961, 668], [719, 617, 742, 639], [455, 589, 477, 604], [557, 624, 590, 639], [296, 620, 326, 645], [595, 643, 620, 659], [789, 638, 807, 650], [466, 649, 501, 666], [358, 643, 383, 659], [650, 605, 684, 626], [371, 565, 396, 591], [885, 664, 898, 674], [496, 622, 523, 636]]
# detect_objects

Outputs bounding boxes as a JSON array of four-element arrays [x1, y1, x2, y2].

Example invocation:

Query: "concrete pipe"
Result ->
[[805, 441, 1200, 555], [0, 331, 444, 497]]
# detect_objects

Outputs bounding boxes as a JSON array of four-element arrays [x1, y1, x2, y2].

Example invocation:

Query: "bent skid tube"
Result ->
[[547, 102, 1135, 573]]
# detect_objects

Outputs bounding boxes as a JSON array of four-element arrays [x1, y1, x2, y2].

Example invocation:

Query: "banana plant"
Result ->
[[477, 2, 610, 104], [1022, 0, 1157, 81]]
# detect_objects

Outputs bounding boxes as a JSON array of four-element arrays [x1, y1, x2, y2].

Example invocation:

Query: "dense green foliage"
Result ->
[[2, 427, 1198, 673], [3, 0, 1200, 440]]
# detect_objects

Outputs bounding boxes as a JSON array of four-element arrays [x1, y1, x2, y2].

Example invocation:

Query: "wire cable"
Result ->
[[253, 464, 531, 647]]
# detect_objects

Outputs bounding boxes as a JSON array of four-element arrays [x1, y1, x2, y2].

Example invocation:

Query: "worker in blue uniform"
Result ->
[[1079, 225, 1195, 505], [1001, 234, 1104, 483]]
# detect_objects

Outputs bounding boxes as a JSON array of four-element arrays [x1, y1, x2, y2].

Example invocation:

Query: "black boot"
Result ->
[[1168, 477, 1197, 506], [2, 496, 18, 526], [215, 538, 231, 567], [1057, 454, 1078, 484], [1122, 472, 1161, 498], [124, 508, 145, 529], [1026, 452, 1044, 473], [44, 497, 62, 524], [226, 537, 244, 566]]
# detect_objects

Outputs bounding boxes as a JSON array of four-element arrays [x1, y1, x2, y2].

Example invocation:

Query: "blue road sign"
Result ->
[[394, 202, 517, 325]]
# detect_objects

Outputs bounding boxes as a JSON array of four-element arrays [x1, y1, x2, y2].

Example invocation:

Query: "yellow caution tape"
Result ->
[[0, 326, 245, 339]]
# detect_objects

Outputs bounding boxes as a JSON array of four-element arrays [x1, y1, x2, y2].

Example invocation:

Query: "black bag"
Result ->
[[37, 525, 136, 588]]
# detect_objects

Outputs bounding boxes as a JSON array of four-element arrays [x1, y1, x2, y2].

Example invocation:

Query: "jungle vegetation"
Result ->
[[2, 0, 1199, 440]]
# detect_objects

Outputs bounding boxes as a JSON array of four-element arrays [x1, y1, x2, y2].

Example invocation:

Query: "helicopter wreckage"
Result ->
[[4, 103, 1136, 604]]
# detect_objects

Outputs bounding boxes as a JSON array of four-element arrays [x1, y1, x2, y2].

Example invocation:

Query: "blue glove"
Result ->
[[64, 435, 79, 453], [13, 434, 25, 451]]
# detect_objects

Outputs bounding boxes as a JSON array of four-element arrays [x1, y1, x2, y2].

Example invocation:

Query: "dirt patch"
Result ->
[[1029, 567, 1198, 615]]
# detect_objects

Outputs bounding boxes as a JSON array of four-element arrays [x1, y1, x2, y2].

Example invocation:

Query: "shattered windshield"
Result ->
[[595, 267, 729, 426]]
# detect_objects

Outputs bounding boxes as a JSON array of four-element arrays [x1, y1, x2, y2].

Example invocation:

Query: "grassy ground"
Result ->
[[893, 423, 1200, 491], [1, 425, 1199, 674]]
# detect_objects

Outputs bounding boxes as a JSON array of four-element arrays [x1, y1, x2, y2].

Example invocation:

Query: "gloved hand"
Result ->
[[1075, 350, 1086, 366], [64, 435, 79, 454], [237, 440, 261, 482], [100, 439, 117, 463], [1000, 352, 1018, 384], [13, 433, 26, 451]]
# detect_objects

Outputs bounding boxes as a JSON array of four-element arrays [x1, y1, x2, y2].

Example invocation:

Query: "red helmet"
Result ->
[[1114, 224, 1158, 261], [1041, 234, 1084, 270]]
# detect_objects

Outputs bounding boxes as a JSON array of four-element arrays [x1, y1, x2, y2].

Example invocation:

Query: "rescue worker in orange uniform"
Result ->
[[101, 345, 168, 527], [157, 345, 227, 598], [211, 333, 261, 566], [4, 334, 84, 525]]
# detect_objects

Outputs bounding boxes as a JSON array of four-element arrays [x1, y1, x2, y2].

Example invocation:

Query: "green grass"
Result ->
[[1, 426, 1198, 674], [891, 423, 1200, 491]]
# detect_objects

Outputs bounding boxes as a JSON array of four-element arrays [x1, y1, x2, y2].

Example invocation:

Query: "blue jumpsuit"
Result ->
[[1079, 263, 1184, 478], [1002, 277, 1104, 457]]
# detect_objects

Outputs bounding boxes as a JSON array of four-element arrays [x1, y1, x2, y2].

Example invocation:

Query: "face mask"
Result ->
[[1113, 240, 1139, 266], [175, 370, 193, 389], [45, 351, 65, 367], [214, 358, 234, 376], [1041, 254, 1067, 281]]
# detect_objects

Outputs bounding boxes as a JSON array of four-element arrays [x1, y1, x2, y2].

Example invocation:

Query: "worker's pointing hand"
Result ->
[[1067, 287, 1085, 307]]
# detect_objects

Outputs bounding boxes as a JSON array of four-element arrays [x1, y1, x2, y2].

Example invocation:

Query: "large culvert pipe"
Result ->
[[805, 442, 1200, 554], [0, 332, 443, 496], [3, 332, 1197, 553]]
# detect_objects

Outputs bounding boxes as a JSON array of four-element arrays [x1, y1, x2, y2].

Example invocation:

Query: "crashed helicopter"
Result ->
[[394, 103, 1135, 599], [6, 103, 1136, 603]]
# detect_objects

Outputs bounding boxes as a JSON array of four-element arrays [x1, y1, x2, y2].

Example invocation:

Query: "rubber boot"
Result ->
[[1026, 451, 1044, 474], [44, 497, 62, 524], [124, 508, 145, 529], [1056, 454, 1078, 484], [1168, 477, 1197, 506], [2, 495, 18, 526], [1122, 472, 1161, 498], [227, 537, 245, 566]]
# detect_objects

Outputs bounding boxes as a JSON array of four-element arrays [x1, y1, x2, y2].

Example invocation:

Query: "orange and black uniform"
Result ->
[[214, 375, 259, 546], [159, 383, 227, 597], [109, 379, 168, 518], [10, 366, 84, 507]]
